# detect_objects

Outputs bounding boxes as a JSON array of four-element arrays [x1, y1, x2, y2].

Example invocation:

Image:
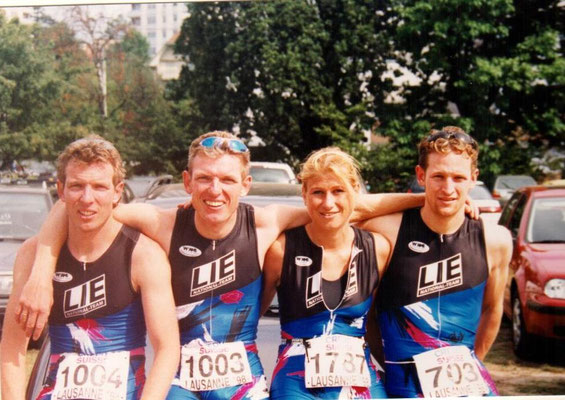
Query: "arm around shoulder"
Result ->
[[131, 235, 180, 400], [260, 233, 286, 316], [351, 192, 423, 222]]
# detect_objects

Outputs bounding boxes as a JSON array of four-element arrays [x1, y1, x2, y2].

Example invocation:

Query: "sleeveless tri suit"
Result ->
[[270, 226, 387, 399], [166, 204, 269, 400], [40, 226, 146, 400], [375, 208, 498, 398]]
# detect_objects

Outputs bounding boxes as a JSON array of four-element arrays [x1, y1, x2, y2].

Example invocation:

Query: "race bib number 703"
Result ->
[[413, 346, 489, 398]]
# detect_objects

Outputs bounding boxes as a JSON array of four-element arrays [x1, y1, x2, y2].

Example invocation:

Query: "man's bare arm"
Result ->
[[132, 236, 180, 400], [474, 225, 512, 360], [1, 238, 37, 399], [260, 234, 285, 316], [16, 201, 67, 339], [351, 193, 424, 222]]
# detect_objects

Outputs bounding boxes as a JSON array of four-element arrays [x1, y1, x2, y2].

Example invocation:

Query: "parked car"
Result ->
[[543, 179, 565, 187], [249, 162, 297, 184], [0, 185, 56, 348], [492, 175, 536, 205], [498, 185, 565, 358], [470, 181, 502, 224], [125, 174, 174, 202]]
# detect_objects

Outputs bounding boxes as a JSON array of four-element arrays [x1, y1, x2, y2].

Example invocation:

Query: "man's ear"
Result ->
[[415, 165, 425, 187], [113, 181, 124, 207], [182, 169, 193, 195], [57, 180, 65, 202], [240, 174, 252, 196]]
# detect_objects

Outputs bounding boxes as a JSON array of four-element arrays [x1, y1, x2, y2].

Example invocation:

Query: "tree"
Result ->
[[0, 14, 70, 168], [170, 0, 393, 165], [67, 6, 128, 118], [376, 0, 564, 188]]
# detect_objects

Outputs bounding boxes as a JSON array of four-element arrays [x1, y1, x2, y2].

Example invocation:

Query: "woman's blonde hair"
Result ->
[[299, 147, 362, 192]]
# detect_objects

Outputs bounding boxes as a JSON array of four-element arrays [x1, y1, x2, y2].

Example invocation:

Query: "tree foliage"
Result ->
[[170, 0, 393, 166], [171, 0, 564, 191], [0, 11, 183, 177], [376, 0, 564, 188]]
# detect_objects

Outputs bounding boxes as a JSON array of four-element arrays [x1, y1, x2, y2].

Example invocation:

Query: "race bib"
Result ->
[[180, 341, 252, 391], [304, 334, 370, 388], [52, 351, 129, 400], [413, 346, 489, 397]]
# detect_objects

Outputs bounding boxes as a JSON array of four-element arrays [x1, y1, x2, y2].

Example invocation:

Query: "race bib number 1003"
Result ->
[[180, 341, 253, 391], [304, 334, 370, 389], [52, 351, 129, 400], [413, 346, 489, 398]]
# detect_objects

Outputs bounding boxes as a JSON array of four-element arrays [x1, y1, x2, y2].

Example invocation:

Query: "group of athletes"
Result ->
[[0, 126, 511, 400]]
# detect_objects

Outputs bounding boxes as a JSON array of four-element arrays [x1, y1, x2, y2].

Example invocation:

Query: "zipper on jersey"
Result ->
[[212, 240, 216, 250], [83, 261, 86, 271]]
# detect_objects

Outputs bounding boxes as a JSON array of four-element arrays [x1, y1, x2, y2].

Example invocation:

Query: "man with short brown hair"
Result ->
[[1, 135, 179, 400], [360, 126, 511, 398]]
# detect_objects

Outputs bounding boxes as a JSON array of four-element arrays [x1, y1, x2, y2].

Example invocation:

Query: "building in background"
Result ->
[[129, 2, 188, 57]]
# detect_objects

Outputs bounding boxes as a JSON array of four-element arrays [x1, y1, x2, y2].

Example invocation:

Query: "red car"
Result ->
[[499, 185, 565, 358]]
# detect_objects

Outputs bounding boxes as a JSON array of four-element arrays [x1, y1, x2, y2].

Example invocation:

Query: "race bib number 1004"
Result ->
[[413, 346, 489, 398], [52, 351, 129, 400], [304, 334, 370, 388], [180, 341, 252, 391]]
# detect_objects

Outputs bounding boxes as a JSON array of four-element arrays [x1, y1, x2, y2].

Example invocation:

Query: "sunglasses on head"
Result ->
[[425, 130, 478, 149], [199, 136, 249, 153]]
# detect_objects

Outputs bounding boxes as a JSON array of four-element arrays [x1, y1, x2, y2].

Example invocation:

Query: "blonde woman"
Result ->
[[261, 147, 389, 399]]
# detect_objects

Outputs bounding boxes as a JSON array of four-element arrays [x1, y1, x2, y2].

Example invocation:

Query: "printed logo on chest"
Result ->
[[417, 253, 463, 297], [306, 272, 323, 308], [191, 250, 236, 296], [63, 274, 106, 318], [305, 263, 359, 308], [179, 245, 202, 257]]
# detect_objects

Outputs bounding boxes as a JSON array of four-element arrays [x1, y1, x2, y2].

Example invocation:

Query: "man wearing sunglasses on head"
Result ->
[[359, 126, 512, 398], [16, 131, 428, 400]]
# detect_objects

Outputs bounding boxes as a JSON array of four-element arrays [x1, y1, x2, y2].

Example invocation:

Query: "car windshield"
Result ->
[[497, 176, 536, 190], [0, 192, 50, 240], [470, 185, 493, 200], [527, 198, 565, 243], [249, 167, 292, 183]]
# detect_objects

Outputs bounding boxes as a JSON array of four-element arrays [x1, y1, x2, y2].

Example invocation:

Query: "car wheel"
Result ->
[[512, 291, 532, 358]]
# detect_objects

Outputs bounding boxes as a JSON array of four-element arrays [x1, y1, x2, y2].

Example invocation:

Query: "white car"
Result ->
[[249, 162, 297, 184]]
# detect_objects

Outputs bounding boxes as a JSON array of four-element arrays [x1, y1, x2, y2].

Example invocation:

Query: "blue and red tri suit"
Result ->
[[166, 204, 268, 400], [271, 226, 387, 399], [375, 208, 498, 397], [40, 226, 147, 400]]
